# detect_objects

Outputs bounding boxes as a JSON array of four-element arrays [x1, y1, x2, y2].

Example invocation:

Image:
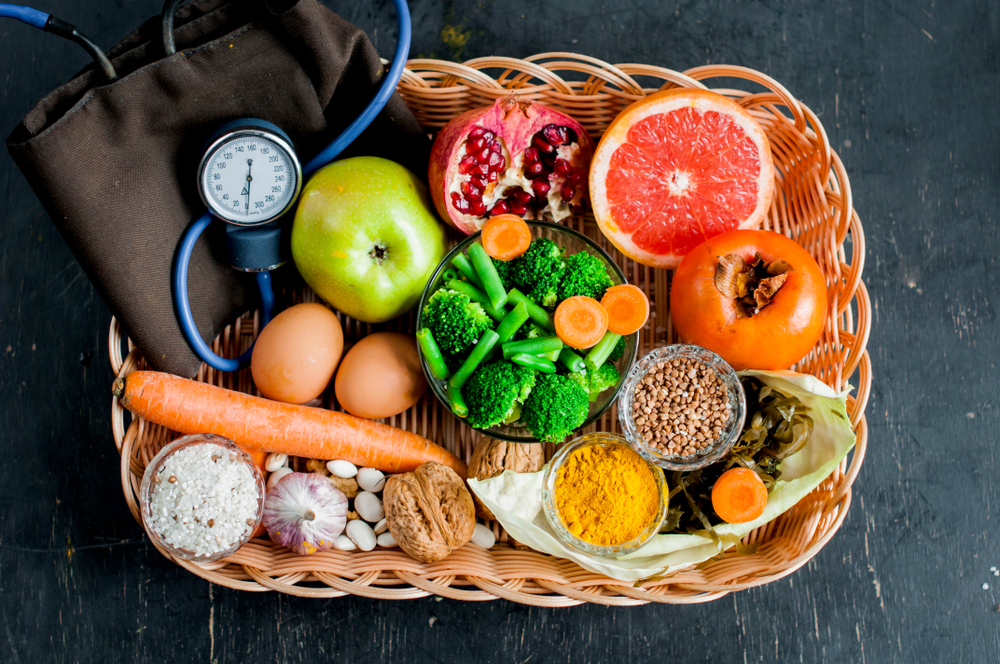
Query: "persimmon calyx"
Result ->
[[714, 253, 794, 318]]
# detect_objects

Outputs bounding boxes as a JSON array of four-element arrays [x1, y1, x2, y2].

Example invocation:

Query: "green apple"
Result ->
[[291, 157, 447, 323]]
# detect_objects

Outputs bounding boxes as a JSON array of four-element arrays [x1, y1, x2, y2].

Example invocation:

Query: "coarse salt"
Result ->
[[147, 443, 259, 557]]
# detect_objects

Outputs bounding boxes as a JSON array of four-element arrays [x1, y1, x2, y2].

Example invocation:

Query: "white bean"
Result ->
[[346, 520, 376, 551], [356, 467, 386, 493], [373, 518, 388, 535], [376, 532, 397, 548], [266, 466, 293, 491], [354, 491, 385, 523], [333, 535, 356, 551], [327, 460, 358, 478], [471, 523, 496, 549], [264, 453, 288, 472]]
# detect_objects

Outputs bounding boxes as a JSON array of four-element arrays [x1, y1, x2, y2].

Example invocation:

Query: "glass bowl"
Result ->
[[416, 221, 638, 443], [139, 433, 266, 563], [618, 344, 747, 471], [541, 432, 667, 557]]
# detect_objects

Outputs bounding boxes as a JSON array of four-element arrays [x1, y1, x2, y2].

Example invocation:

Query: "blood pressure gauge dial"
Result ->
[[198, 120, 302, 226]]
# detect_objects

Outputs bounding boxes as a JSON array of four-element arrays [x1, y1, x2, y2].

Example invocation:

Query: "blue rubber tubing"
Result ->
[[174, 0, 411, 370], [0, 3, 49, 29]]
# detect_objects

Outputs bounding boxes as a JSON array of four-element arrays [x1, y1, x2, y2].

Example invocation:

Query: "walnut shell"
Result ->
[[383, 462, 476, 563], [468, 437, 545, 520]]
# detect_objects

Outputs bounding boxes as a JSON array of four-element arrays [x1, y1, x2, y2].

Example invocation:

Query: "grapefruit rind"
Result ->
[[589, 89, 775, 269]]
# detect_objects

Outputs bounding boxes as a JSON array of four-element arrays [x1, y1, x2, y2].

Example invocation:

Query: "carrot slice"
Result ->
[[711, 468, 768, 524], [480, 214, 531, 261], [554, 296, 609, 349], [601, 284, 650, 335]]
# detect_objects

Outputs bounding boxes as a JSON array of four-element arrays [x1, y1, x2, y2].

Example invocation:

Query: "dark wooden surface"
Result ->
[[1, 1, 998, 662]]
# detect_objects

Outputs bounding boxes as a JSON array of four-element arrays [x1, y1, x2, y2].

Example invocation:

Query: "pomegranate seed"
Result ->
[[569, 170, 585, 184], [476, 148, 491, 162], [532, 179, 551, 197], [462, 181, 483, 199], [469, 200, 488, 217], [489, 141, 502, 154], [553, 159, 573, 176], [468, 136, 486, 152], [454, 197, 470, 213], [469, 126, 486, 139], [509, 200, 528, 215], [487, 152, 504, 172], [459, 155, 477, 174], [482, 131, 495, 142], [490, 200, 510, 216], [532, 134, 555, 154], [511, 188, 532, 204], [524, 147, 539, 163], [475, 163, 490, 178], [487, 171, 499, 183], [524, 161, 544, 178], [561, 183, 576, 202], [542, 125, 569, 146]]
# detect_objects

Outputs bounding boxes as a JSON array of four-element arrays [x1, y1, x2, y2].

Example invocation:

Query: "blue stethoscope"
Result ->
[[1, 0, 411, 371]]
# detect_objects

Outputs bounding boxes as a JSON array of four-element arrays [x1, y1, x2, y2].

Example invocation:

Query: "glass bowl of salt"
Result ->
[[139, 433, 266, 563]]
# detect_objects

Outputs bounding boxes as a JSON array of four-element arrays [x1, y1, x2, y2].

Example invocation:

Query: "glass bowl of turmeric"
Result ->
[[542, 432, 667, 557]]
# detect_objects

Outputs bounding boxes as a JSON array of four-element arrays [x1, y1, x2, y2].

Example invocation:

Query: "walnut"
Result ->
[[305, 459, 329, 475], [327, 474, 359, 499], [468, 437, 545, 520], [383, 462, 475, 563]]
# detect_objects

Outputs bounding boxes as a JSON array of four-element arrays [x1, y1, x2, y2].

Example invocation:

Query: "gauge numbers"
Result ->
[[200, 131, 301, 225]]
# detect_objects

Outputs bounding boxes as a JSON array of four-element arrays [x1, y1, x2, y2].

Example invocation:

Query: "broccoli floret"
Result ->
[[463, 361, 536, 429], [492, 257, 516, 292], [520, 373, 590, 443], [607, 335, 627, 362], [513, 321, 546, 342], [512, 238, 565, 308], [421, 289, 493, 357], [557, 252, 614, 301], [568, 363, 621, 401]]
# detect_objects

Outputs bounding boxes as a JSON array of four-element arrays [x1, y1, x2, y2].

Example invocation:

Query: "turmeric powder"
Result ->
[[554, 443, 661, 546]]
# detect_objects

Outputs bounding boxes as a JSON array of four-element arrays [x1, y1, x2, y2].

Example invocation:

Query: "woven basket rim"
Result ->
[[109, 54, 871, 606]]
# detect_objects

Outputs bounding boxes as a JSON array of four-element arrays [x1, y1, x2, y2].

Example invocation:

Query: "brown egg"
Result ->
[[251, 303, 343, 404], [335, 332, 427, 419]]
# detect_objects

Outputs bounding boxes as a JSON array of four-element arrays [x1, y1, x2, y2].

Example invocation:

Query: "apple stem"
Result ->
[[369, 244, 388, 265]]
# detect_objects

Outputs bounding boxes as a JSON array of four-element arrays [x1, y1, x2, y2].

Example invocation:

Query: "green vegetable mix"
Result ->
[[558, 252, 615, 301]]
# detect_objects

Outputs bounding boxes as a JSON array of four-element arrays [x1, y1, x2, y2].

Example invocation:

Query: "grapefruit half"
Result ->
[[589, 89, 775, 269]]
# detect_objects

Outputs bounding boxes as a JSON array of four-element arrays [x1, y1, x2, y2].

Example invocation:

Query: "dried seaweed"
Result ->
[[661, 377, 814, 550]]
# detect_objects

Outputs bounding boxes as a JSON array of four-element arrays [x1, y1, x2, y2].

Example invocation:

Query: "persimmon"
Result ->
[[669, 229, 828, 371]]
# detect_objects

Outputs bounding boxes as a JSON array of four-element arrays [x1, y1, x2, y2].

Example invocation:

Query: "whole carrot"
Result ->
[[113, 371, 466, 478]]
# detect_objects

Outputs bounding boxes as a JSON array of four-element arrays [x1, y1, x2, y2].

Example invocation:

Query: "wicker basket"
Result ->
[[109, 55, 871, 606]]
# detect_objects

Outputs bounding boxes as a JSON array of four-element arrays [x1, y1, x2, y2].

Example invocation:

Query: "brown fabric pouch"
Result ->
[[7, 0, 428, 377]]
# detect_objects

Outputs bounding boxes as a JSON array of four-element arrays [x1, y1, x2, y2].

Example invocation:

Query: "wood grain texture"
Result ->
[[0, 0, 997, 662]]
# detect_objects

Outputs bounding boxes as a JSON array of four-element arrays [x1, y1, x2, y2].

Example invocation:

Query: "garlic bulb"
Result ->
[[262, 472, 347, 555]]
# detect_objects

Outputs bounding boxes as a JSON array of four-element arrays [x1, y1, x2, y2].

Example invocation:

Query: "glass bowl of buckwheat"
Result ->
[[618, 344, 746, 471]]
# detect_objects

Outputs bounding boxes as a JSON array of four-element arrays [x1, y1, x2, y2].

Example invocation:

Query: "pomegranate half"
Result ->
[[428, 97, 595, 234]]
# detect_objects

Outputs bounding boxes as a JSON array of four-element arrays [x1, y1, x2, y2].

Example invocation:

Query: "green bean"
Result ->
[[558, 348, 586, 373], [506, 288, 555, 331], [450, 253, 483, 289], [449, 330, 500, 390], [416, 328, 450, 380], [494, 301, 529, 344], [468, 242, 508, 310], [584, 331, 623, 371], [540, 349, 561, 362], [448, 383, 468, 418], [511, 353, 557, 374], [501, 336, 563, 360], [446, 279, 506, 321]]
